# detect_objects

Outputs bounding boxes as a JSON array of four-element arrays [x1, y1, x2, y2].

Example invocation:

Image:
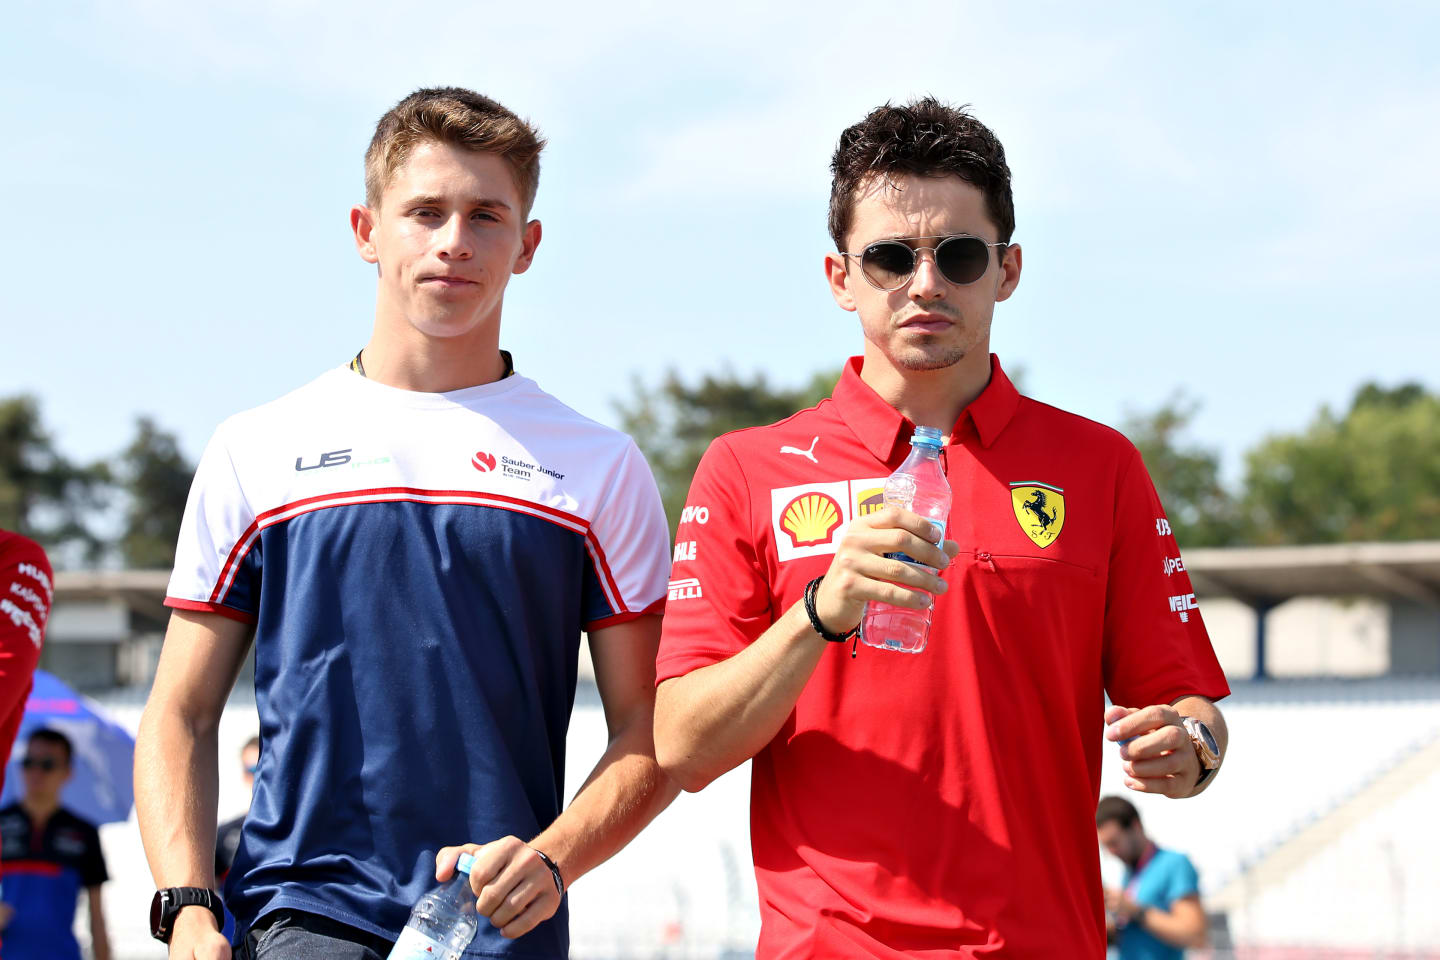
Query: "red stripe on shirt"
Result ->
[[207, 487, 595, 605]]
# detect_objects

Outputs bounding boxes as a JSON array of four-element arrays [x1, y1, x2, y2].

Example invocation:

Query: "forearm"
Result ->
[[135, 699, 222, 890], [1173, 695, 1228, 796], [1134, 903, 1207, 948], [91, 922, 112, 960], [88, 894, 112, 960], [530, 712, 679, 887], [655, 601, 827, 790]]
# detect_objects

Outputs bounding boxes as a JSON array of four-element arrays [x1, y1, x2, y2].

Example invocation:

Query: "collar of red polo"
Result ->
[[830, 353, 1021, 461]]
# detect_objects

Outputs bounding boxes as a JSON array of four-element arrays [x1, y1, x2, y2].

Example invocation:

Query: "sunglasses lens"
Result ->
[[936, 236, 992, 285], [860, 242, 917, 290]]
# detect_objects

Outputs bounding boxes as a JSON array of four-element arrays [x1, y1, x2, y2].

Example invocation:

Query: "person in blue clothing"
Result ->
[[134, 86, 675, 960], [0, 728, 112, 960], [1097, 796, 1208, 958]]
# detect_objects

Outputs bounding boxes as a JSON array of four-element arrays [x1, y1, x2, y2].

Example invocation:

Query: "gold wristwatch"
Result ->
[[1182, 716, 1221, 789]]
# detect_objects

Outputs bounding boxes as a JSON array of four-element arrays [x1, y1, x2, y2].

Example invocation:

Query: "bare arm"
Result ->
[[438, 614, 679, 939], [134, 609, 252, 958], [86, 886, 112, 960], [1121, 892, 1207, 948], [534, 614, 678, 880], [655, 506, 957, 791]]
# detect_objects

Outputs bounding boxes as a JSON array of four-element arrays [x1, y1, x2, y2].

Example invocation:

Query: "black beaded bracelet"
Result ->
[[803, 576, 858, 643], [532, 848, 565, 897]]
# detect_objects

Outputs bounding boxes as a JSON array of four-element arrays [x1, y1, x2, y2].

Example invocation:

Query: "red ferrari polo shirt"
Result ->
[[656, 355, 1229, 959]]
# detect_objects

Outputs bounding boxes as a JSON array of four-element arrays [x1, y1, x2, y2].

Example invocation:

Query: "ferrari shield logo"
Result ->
[[1010, 481, 1065, 548]]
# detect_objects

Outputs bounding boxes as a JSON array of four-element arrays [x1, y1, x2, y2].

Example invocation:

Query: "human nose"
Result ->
[[435, 213, 473, 260], [907, 248, 946, 301]]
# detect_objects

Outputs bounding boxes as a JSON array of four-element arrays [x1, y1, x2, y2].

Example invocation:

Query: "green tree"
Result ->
[[617, 368, 838, 538], [1241, 382, 1440, 544], [0, 395, 109, 564], [117, 417, 194, 568], [1120, 394, 1241, 548]]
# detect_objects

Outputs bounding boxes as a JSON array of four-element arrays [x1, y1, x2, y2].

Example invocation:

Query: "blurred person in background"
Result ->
[[135, 85, 674, 960], [214, 735, 259, 887], [0, 529, 50, 955], [0, 728, 111, 960], [1097, 796, 1208, 957], [653, 98, 1230, 957]]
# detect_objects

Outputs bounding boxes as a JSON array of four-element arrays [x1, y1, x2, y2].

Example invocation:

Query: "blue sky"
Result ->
[[3, 2, 1436, 487]]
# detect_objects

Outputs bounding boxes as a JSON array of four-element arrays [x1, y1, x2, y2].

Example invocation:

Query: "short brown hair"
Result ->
[[1096, 795, 1141, 830], [828, 97, 1015, 250], [364, 87, 546, 215], [28, 728, 73, 765]]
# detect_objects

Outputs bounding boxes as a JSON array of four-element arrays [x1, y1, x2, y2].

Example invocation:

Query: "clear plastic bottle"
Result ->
[[860, 425, 951, 654], [387, 852, 479, 960]]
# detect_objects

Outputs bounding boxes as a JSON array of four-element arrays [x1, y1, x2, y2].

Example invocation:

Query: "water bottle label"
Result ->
[[886, 519, 946, 568], [389, 927, 458, 960]]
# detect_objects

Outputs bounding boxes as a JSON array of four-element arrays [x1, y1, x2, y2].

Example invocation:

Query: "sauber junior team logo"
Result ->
[[472, 451, 498, 472], [781, 493, 843, 547], [1010, 481, 1066, 548]]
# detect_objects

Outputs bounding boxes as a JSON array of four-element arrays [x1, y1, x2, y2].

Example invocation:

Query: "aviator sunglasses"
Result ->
[[843, 235, 1007, 292], [21, 757, 62, 772]]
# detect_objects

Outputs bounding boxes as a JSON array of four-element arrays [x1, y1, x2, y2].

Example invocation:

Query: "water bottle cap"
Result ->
[[456, 852, 476, 875], [911, 425, 945, 448]]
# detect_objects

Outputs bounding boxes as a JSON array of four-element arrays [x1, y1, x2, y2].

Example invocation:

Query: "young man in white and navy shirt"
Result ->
[[135, 87, 676, 960]]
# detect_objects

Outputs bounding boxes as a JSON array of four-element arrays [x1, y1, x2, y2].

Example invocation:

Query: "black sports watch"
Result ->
[[150, 887, 225, 943]]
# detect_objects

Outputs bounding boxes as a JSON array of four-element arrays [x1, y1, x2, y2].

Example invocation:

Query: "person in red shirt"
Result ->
[[653, 99, 1230, 959], [0, 530, 52, 947]]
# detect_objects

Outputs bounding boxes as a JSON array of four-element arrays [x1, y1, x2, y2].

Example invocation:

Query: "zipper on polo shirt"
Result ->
[[974, 551, 1097, 577]]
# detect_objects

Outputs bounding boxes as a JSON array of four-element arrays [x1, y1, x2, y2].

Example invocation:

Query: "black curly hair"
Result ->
[[828, 97, 1014, 251]]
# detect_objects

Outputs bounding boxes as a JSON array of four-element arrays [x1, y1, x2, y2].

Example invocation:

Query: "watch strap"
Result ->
[[152, 886, 224, 943], [1182, 717, 1221, 791]]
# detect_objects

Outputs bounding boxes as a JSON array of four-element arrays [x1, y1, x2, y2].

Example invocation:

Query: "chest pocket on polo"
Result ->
[[950, 550, 1104, 694]]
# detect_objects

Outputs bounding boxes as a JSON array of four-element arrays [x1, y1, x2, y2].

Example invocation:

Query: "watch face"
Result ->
[[149, 890, 166, 937], [1197, 722, 1218, 754]]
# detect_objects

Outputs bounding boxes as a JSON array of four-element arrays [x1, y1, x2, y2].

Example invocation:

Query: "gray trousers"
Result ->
[[235, 910, 396, 960]]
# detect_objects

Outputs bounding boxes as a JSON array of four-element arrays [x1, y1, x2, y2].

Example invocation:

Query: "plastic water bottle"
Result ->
[[388, 853, 479, 959], [860, 425, 951, 654]]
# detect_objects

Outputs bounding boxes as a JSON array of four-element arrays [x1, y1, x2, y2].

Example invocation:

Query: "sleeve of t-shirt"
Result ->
[[163, 424, 261, 625], [1102, 445, 1230, 708], [0, 534, 49, 797], [80, 821, 109, 887], [1165, 854, 1200, 904], [0, 533, 50, 658], [581, 440, 671, 631], [656, 437, 773, 683]]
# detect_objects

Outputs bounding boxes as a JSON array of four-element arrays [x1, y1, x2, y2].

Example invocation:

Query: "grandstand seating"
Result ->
[[1100, 677, 1440, 952]]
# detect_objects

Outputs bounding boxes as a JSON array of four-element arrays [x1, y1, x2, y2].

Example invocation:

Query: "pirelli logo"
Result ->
[[668, 578, 703, 602]]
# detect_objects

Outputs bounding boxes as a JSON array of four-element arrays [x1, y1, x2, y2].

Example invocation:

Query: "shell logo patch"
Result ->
[[781, 493, 843, 547], [1010, 481, 1065, 548], [770, 480, 852, 562]]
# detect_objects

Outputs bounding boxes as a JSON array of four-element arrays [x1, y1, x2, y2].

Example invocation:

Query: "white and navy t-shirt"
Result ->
[[166, 366, 669, 957]]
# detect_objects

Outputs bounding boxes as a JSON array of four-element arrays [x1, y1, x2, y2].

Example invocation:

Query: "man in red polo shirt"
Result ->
[[653, 98, 1230, 958]]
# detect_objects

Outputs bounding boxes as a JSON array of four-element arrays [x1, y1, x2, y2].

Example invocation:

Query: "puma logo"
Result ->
[[780, 436, 820, 464]]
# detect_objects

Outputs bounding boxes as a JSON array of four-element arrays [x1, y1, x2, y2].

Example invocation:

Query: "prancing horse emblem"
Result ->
[[1009, 481, 1066, 548]]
